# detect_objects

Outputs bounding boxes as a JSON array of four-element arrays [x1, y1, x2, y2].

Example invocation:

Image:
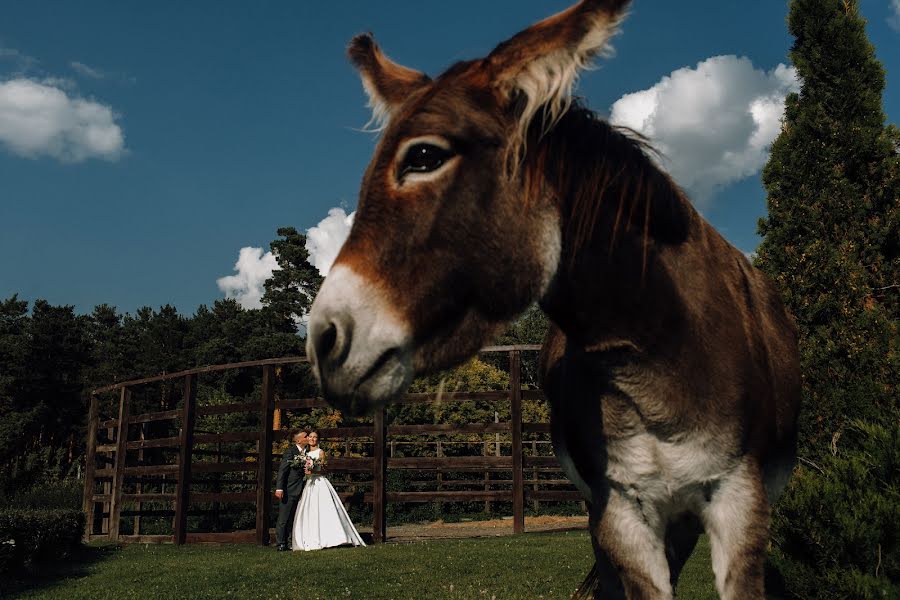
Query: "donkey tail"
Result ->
[[571, 562, 600, 599]]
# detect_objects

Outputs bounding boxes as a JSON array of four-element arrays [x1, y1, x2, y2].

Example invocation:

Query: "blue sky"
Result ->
[[1, 1, 898, 315]]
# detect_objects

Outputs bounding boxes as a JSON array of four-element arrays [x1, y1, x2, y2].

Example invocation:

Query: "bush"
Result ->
[[770, 420, 899, 599], [2, 478, 82, 510], [0, 448, 80, 500], [0, 509, 85, 575]]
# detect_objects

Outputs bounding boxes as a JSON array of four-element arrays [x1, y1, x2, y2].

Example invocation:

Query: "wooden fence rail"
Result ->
[[82, 345, 582, 545]]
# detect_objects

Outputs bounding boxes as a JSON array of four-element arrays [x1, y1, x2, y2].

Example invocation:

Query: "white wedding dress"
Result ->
[[291, 448, 366, 551]]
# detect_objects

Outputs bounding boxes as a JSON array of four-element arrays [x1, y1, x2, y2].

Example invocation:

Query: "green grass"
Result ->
[[6, 532, 718, 600]]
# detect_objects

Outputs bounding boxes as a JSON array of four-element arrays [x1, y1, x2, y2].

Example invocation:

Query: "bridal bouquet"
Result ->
[[289, 451, 307, 469], [303, 454, 326, 478]]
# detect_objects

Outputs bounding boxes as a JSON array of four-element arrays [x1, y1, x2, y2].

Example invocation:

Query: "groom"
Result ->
[[274, 428, 309, 551]]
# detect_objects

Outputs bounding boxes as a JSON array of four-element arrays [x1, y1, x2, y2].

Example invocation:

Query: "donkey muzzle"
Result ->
[[306, 265, 413, 415]]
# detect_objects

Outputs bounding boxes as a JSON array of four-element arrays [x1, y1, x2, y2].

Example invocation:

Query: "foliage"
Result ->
[[756, 0, 898, 460], [3, 531, 721, 599], [770, 421, 899, 599], [0, 299, 90, 467], [1, 471, 82, 511], [491, 303, 551, 388], [495, 303, 551, 347], [262, 226, 323, 332], [0, 509, 85, 576], [404, 358, 510, 425], [0, 295, 31, 465], [757, 1, 899, 596]]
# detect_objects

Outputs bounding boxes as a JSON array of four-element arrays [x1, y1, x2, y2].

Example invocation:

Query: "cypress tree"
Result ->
[[757, 0, 898, 460], [757, 1, 899, 596]]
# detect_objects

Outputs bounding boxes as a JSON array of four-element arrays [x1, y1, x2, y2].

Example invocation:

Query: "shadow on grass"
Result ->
[[0, 543, 122, 599]]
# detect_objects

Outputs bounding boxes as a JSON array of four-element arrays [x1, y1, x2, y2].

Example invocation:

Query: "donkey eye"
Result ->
[[399, 143, 453, 178]]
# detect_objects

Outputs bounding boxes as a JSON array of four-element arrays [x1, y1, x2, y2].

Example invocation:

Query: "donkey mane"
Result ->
[[524, 102, 692, 272]]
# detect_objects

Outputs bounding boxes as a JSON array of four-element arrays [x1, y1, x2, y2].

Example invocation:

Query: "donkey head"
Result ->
[[307, 0, 630, 415]]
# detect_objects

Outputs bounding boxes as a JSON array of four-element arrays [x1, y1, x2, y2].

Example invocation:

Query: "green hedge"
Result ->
[[0, 509, 85, 575]]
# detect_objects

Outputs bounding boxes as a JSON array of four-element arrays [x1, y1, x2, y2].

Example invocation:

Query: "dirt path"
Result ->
[[361, 515, 587, 542]]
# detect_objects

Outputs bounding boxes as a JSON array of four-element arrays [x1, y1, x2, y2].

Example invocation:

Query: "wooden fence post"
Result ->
[[174, 374, 197, 545], [483, 440, 491, 513], [510, 350, 524, 534], [82, 394, 100, 539], [135, 424, 145, 535], [532, 440, 540, 512], [102, 423, 113, 535], [213, 438, 222, 531], [256, 365, 275, 545], [372, 407, 387, 543], [108, 387, 131, 541], [436, 440, 444, 516]]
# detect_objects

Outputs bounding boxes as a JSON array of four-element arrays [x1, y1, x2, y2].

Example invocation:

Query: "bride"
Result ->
[[291, 430, 366, 551]]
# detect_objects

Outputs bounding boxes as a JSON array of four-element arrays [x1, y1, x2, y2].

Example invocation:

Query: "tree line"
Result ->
[[0, 227, 323, 493]]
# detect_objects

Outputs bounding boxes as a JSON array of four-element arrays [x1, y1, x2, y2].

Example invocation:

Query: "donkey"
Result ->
[[306, 1, 800, 598]]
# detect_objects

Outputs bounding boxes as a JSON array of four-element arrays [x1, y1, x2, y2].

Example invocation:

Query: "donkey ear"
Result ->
[[348, 33, 432, 129], [487, 0, 629, 127]]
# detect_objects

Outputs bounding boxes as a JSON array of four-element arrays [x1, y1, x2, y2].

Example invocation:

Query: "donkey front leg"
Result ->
[[701, 460, 770, 600], [590, 489, 673, 600]]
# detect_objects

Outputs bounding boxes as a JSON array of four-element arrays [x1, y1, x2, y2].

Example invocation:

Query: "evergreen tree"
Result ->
[[25, 301, 92, 450], [757, 1, 898, 596], [262, 227, 323, 332], [0, 296, 30, 466], [756, 0, 898, 460], [86, 304, 125, 388]]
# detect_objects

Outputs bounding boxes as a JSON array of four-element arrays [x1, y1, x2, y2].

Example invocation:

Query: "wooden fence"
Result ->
[[82, 346, 582, 545]]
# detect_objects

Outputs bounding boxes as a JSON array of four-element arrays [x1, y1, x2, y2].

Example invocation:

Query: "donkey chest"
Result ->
[[604, 431, 734, 515]]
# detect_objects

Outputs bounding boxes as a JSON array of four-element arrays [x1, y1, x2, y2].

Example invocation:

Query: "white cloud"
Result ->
[[216, 247, 280, 310], [39, 76, 77, 91], [0, 46, 38, 71], [0, 47, 25, 60], [305, 208, 355, 276], [217, 207, 354, 312], [70, 61, 105, 79], [890, 0, 900, 32], [0, 77, 125, 162], [609, 56, 800, 206]]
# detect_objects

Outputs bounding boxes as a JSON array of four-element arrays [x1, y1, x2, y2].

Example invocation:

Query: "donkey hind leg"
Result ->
[[702, 460, 770, 600], [583, 489, 673, 600], [664, 513, 702, 593]]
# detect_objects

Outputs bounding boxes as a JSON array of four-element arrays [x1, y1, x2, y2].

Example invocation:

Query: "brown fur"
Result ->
[[311, 2, 800, 597]]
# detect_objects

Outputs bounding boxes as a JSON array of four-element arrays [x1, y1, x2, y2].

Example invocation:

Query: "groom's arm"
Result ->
[[275, 448, 292, 497]]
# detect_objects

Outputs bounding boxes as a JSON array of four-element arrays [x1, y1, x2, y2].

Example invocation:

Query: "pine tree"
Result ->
[[0, 296, 30, 466], [756, 0, 899, 461], [262, 227, 323, 333]]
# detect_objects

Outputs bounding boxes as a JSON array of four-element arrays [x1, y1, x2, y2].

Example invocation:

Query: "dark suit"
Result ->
[[275, 444, 307, 546]]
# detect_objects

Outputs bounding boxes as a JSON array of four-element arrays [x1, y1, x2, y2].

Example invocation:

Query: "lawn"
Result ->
[[6, 531, 718, 600]]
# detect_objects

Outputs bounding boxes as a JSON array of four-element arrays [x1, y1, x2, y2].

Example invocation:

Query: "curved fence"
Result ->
[[82, 345, 582, 544]]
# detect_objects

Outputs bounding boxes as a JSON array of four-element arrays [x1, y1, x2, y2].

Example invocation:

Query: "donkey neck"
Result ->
[[529, 107, 694, 350]]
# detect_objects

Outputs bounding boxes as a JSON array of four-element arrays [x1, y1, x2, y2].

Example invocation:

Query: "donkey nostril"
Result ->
[[317, 322, 338, 362], [309, 310, 354, 374]]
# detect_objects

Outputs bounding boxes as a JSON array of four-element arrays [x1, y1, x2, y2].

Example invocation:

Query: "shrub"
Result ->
[[770, 420, 899, 599], [2, 478, 82, 510], [0, 509, 85, 575]]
